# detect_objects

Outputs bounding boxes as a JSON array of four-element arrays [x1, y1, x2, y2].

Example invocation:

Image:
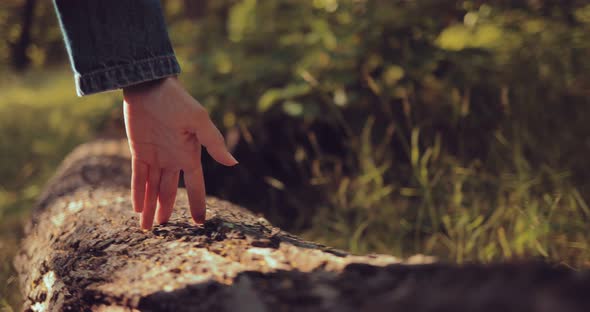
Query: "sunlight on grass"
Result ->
[[304, 119, 590, 267]]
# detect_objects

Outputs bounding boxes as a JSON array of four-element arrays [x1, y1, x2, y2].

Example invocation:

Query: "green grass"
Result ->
[[303, 120, 590, 267], [0, 68, 120, 309]]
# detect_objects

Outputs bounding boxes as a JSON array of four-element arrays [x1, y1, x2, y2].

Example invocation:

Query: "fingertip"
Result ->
[[133, 195, 143, 213], [207, 146, 239, 167], [132, 195, 143, 213], [184, 168, 207, 226], [156, 203, 171, 225], [228, 153, 239, 166], [156, 218, 169, 225], [193, 213, 206, 225], [131, 158, 148, 214], [140, 215, 153, 230], [197, 121, 238, 166]]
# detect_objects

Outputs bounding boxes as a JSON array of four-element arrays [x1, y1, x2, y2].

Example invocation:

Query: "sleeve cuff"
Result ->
[[74, 55, 181, 96]]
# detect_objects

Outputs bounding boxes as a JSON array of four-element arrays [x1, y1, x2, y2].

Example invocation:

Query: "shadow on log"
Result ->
[[15, 140, 590, 312]]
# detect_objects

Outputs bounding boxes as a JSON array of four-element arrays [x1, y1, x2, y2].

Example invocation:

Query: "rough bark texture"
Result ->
[[15, 140, 590, 312]]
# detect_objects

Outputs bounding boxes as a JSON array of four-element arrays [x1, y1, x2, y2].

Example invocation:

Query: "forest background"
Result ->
[[1, 0, 590, 308]]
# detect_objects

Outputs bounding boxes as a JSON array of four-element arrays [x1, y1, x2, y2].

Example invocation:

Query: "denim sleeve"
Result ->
[[53, 0, 181, 96]]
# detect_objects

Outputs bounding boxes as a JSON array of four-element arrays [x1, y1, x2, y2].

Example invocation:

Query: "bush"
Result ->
[[165, 0, 590, 266]]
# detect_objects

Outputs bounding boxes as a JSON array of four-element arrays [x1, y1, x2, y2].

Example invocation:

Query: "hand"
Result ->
[[123, 77, 238, 230]]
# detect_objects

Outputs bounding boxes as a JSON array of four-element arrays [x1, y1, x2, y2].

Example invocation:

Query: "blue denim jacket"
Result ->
[[53, 0, 181, 96]]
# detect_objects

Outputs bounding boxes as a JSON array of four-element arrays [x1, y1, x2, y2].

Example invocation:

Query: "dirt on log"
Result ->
[[15, 139, 590, 312]]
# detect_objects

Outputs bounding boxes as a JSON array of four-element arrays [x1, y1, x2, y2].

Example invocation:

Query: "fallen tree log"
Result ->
[[15, 139, 590, 312]]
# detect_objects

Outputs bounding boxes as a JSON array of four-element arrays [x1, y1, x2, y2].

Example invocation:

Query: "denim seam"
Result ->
[[75, 54, 181, 96]]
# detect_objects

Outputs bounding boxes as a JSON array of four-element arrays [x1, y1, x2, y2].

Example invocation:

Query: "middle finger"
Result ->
[[142, 166, 162, 230]]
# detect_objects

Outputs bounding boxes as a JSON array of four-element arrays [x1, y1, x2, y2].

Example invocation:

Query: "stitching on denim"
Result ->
[[76, 55, 180, 96], [79, 54, 178, 76]]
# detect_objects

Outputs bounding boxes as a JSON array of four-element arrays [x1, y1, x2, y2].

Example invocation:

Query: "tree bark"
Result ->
[[15, 139, 590, 311]]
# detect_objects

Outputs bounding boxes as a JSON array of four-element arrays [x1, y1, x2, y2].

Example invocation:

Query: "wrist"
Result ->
[[123, 76, 176, 98]]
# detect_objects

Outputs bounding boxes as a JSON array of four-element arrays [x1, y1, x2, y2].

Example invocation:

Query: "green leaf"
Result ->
[[258, 84, 311, 112], [382, 65, 404, 86], [283, 101, 304, 116], [228, 0, 257, 42]]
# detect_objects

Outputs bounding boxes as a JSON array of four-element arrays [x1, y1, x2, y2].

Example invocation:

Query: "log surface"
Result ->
[[15, 140, 590, 312]]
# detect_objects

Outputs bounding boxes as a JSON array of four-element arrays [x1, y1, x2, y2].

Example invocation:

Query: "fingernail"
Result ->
[[229, 154, 239, 166]]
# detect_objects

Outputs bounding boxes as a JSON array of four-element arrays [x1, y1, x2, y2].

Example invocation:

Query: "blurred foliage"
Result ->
[[168, 0, 590, 266], [2, 0, 590, 308]]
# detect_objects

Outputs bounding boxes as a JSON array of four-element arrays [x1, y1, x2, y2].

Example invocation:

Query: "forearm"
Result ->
[[53, 0, 180, 96]]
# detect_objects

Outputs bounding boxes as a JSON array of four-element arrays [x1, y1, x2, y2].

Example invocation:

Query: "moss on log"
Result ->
[[15, 140, 590, 312]]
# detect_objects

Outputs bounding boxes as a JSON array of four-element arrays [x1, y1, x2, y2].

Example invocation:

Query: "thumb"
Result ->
[[195, 118, 238, 166]]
